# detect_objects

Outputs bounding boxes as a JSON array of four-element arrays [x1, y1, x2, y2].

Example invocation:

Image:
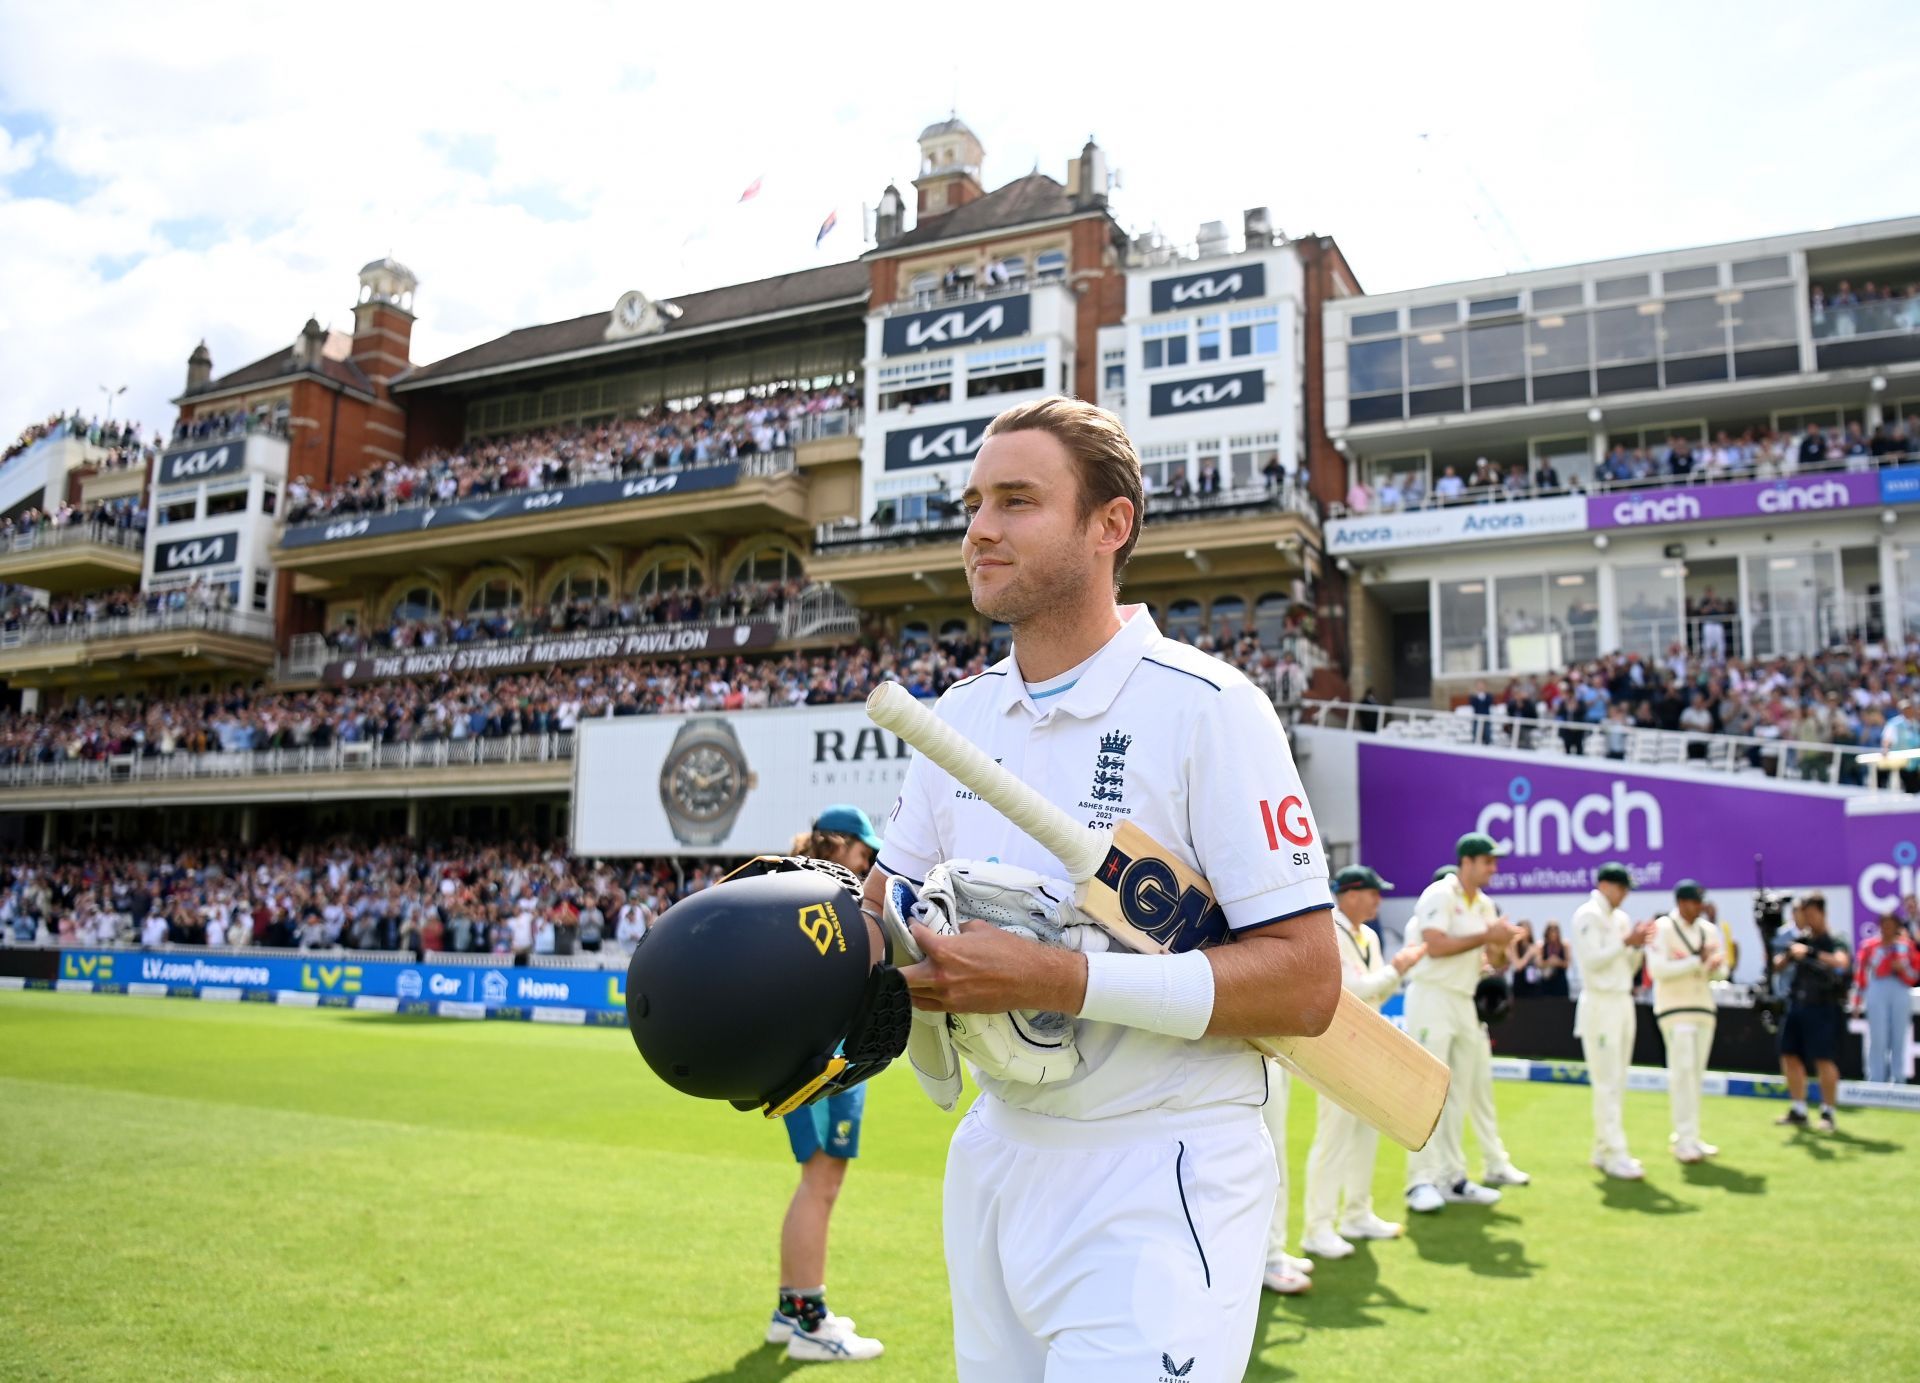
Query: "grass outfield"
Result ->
[[1, 992, 1914, 1382]]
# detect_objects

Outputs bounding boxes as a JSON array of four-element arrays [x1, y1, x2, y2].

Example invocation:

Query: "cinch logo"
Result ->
[[1856, 839, 1919, 916], [520, 491, 564, 511], [1474, 775, 1663, 857], [162, 538, 227, 568], [300, 963, 362, 993], [1758, 479, 1851, 513], [167, 446, 231, 478], [1610, 493, 1700, 525], [1169, 272, 1243, 304], [1169, 379, 1243, 409], [324, 518, 370, 540], [62, 953, 113, 980], [516, 977, 570, 1001], [904, 304, 1004, 348], [1258, 796, 1315, 849], [905, 424, 987, 464]]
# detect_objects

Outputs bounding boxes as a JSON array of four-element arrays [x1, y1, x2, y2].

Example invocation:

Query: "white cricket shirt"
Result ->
[[1571, 890, 1639, 996], [878, 605, 1333, 1120], [1407, 874, 1496, 997]]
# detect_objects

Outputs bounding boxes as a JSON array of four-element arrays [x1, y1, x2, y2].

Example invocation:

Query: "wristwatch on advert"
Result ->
[[659, 716, 757, 847]]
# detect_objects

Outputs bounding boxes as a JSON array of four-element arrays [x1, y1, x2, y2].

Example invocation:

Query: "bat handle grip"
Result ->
[[866, 682, 1106, 882]]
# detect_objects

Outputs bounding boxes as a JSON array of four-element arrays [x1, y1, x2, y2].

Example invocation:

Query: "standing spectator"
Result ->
[[1468, 678, 1494, 746], [1854, 913, 1919, 1084], [1537, 922, 1571, 997], [1772, 894, 1851, 1131]]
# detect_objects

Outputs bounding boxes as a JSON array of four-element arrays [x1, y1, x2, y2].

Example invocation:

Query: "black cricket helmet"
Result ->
[[624, 855, 912, 1118], [1474, 972, 1514, 1026]]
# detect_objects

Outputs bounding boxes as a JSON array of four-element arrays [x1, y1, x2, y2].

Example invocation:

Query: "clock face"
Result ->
[[663, 742, 745, 821], [617, 292, 647, 328]]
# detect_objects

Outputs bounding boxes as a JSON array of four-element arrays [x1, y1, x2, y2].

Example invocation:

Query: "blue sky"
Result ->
[[1, 0, 1916, 441]]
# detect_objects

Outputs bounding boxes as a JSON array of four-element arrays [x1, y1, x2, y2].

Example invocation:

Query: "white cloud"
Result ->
[[0, 0, 1915, 441]]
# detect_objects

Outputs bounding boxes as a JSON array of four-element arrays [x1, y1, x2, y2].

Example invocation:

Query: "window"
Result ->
[[1209, 596, 1245, 639], [1468, 295, 1521, 317], [252, 574, 271, 613], [206, 487, 247, 517], [1230, 304, 1280, 357], [1165, 599, 1203, 641], [1229, 433, 1281, 489], [260, 486, 277, 516], [967, 343, 1045, 397], [939, 619, 970, 642], [908, 272, 937, 305], [877, 356, 953, 410], [392, 586, 442, 623], [1663, 266, 1719, 293], [1197, 315, 1221, 362], [1528, 311, 1590, 371], [1409, 303, 1457, 329], [901, 621, 931, 649], [1595, 274, 1651, 302], [1348, 338, 1403, 395], [1593, 305, 1656, 364], [635, 557, 700, 597], [1140, 443, 1188, 493], [1614, 563, 1683, 656], [1660, 296, 1725, 358], [740, 544, 801, 584], [1254, 593, 1291, 644], [1438, 579, 1489, 674], [1408, 329, 1463, 386], [549, 571, 610, 605], [1731, 255, 1790, 284], [1350, 309, 1398, 337], [1494, 569, 1597, 671], [1034, 249, 1067, 281], [1104, 361, 1125, 390], [1143, 320, 1189, 371], [159, 499, 196, 525], [1531, 284, 1584, 311], [466, 578, 522, 614], [1467, 323, 1525, 381], [1729, 286, 1797, 346]]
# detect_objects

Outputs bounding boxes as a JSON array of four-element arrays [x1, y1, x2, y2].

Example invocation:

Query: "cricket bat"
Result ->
[[867, 682, 1447, 1151]]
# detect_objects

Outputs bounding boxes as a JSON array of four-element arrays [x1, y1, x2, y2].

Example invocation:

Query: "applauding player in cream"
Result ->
[[1646, 880, 1726, 1163]]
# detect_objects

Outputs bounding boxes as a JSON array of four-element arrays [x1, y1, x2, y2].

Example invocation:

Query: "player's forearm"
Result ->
[[1645, 954, 1701, 980], [1204, 910, 1340, 1038], [1349, 962, 1400, 1004], [1422, 928, 1492, 957]]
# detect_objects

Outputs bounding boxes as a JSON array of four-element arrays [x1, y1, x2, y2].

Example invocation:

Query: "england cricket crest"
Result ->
[[1090, 731, 1131, 805]]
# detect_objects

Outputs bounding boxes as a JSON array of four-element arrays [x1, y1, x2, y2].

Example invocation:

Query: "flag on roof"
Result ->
[[815, 210, 838, 248], [738, 176, 763, 203]]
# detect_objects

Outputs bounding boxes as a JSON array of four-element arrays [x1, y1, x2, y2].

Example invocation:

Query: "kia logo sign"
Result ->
[[1150, 262, 1266, 314], [155, 532, 238, 571], [159, 443, 243, 486], [883, 417, 995, 472], [882, 294, 1030, 356], [521, 491, 564, 511], [1148, 369, 1264, 417], [323, 518, 371, 540]]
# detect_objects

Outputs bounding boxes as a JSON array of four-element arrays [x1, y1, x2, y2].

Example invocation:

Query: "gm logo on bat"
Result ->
[[1097, 845, 1227, 952]]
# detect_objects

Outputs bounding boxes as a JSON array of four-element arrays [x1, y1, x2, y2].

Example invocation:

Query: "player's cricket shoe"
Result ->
[[1300, 1228, 1355, 1259], [1694, 1141, 1720, 1158], [1596, 1155, 1645, 1180], [1404, 1183, 1446, 1214], [1672, 1141, 1705, 1164], [1282, 1252, 1314, 1276], [1261, 1261, 1311, 1295], [1339, 1212, 1405, 1240], [767, 1309, 858, 1345], [785, 1315, 885, 1363], [1441, 1178, 1501, 1206], [1482, 1163, 1531, 1187]]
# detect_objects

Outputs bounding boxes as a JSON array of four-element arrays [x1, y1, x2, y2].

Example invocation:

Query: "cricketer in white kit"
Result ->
[[867, 398, 1338, 1383], [1571, 862, 1655, 1179], [1646, 878, 1725, 1163]]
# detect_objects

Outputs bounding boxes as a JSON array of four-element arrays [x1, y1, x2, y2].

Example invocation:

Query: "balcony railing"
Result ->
[[884, 276, 1060, 314], [791, 409, 862, 443], [814, 482, 1317, 555], [1811, 291, 1920, 341], [0, 731, 577, 792], [1302, 699, 1883, 788], [0, 522, 146, 556], [0, 605, 272, 651]]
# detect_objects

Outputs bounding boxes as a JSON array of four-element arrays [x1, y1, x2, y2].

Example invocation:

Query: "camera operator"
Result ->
[[1771, 892, 1852, 1131]]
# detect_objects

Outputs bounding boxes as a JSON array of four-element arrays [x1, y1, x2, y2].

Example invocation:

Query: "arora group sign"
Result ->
[[1326, 495, 1586, 555]]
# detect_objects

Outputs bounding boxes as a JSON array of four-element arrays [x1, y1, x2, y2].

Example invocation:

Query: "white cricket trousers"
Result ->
[[1260, 1059, 1290, 1259], [1404, 985, 1493, 1189], [944, 1094, 1276, 1383], [1302, 1082, 1381, 1237], [1657, 1012, 1715, 1147], [1577, 992, 1636, 1162]]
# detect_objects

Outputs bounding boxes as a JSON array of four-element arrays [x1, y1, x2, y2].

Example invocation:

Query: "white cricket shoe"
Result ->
[[1300, 1228, 1355, 1259], [1262, 1261, 1311, 1295], [1483, 1163, 1531, 1187], [1441, 1178, 1502, 1206], [1282, 1252, 1315, 1276], [1695, 1141, 1720, 1158], [1405, 1183, 1446, 1214], [1597, 1155, 1645, 1181], [786, 1315, 885, 1363], [767, 1309, 858, 1345], [1339, 1211, 1405, 1240], [1672, 1141, 1704, 1164]]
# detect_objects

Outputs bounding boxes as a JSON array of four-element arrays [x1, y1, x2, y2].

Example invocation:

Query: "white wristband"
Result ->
[[1077, 948, 1215, 1040]]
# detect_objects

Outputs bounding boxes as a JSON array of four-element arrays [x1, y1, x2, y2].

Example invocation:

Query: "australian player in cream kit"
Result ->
[[867, 399, 1338, 1383], [1571, 863, 1655, 1179], [1646, 879, 1725, 1163]]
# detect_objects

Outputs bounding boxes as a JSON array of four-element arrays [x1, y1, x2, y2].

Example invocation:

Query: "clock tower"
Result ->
[[350, 256, 417, 389]]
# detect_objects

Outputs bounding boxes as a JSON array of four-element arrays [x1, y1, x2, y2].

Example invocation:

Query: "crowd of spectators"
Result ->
[[170, 409, 289, 445], [0, 580, 233, 638], [1810, 280, 1920, 337], [1343, 418, 1920, 515], [3, 412, 156, 471], [0, 498, 147, 547], [283, 385, 851, 525], [326, 580, 805, 654], [0, 838, 730, 958], [1461, 636, 1920, 785]]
